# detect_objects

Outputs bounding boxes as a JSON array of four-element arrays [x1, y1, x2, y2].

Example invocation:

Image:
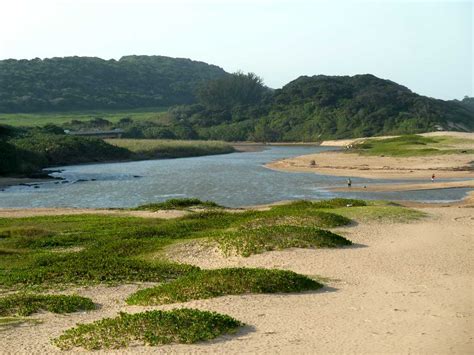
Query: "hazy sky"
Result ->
[[1, 0, 472, 100]]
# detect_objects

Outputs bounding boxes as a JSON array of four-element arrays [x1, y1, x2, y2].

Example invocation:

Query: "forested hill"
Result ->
[[0, 56, 228, 112], [168, 73, 473, 141]]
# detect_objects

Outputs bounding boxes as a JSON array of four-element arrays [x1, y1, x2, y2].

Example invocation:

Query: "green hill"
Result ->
[[179, 73, 473, 141], [0, 56, 227, 112], [1, 56, 472, 140]]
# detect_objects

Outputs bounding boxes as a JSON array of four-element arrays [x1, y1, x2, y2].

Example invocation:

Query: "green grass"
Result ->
[[0, 294, 95, 316], [352, 134, 474, 157], [322, 201, 427, 223], [0, 198, 420, 290], [135, 198, 222, 211], [213, 225, 352, 257], [52, 308, 243, 350], [127, 268, 322, 305], [0, 107, 169, 127], [106, 139, 235, 159]]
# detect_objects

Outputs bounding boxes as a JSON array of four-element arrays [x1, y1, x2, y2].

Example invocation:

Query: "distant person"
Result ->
[[431, 173, 435, 182], [347, 178, 352, 187]]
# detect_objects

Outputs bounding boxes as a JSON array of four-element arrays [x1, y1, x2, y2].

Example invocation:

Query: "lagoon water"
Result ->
[[0, 146, 471, 208]]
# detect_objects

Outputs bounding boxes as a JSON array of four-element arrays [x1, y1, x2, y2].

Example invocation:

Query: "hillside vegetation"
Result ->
[[1, 56, 472, 141], [0, 127, 234, 176], [0, 56, 227, 112]]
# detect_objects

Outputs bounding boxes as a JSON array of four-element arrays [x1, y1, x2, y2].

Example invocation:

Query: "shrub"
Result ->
[[127, 268, 322, 305], [0, 294, 95, 316], [135, 198, 222, 211], [213, 225, 352, 257], [52, 309, 243, 350]]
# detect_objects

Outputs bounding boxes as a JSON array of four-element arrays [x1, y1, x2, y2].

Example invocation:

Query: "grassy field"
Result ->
[[0, 107, 169, 127], [106, 139, 235, 159], [0, 197, 425, 350], [352, 135, 474, 157]]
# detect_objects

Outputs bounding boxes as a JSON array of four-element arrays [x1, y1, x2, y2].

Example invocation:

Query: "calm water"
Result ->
[[0, 146, 471, 208]]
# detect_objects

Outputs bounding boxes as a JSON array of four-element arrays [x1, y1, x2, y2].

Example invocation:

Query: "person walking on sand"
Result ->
[[431, 173, 435, 182], [347, 178, 352, 187]]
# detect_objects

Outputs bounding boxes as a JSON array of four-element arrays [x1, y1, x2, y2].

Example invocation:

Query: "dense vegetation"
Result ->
[[127, 268, 322, 305], [2, 56, 471, 142], [352, 134, 474, 157], [0, 294, 95, 316], [0, 198, 360, 289], [135, 198, 222, 210], [0, 56, 227, 112], [53, 308, 242, 350], [171, 74, 473, 141], [0, 127, 234, 176]]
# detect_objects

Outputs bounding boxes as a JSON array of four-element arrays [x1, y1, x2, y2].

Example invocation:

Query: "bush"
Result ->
[[135, 198, 222, 211], [52, 308, 243, 350], [213, 225, 352, 257], [0, 294, 95, 316], [127, 268, 322, 305]]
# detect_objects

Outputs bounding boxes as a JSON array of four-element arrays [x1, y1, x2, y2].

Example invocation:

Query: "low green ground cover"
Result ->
[[52, 308, 243, 350], [0, 294, 95, 316], [135, 198, 222, 211], [213, 226, 351, 257], [0, 108, 168, 127], [107, 139, 235, 159], [0, 198, 422, 290], [322, 201, 426, 223], [352, 134, 474, 157], [127, 268, 322, 305]]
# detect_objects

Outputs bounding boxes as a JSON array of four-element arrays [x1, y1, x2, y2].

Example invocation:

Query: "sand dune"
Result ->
[[1, 199, 472, 354]]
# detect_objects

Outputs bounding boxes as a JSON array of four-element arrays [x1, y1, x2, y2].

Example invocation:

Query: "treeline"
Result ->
[[0, 126, 234, 176], [114, 73, 474, 141], [0, 126, 131, 175], [0, 56, 227, 112]]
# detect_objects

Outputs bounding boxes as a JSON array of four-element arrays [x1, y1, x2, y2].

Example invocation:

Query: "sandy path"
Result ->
[[1, 204, 472, 354]]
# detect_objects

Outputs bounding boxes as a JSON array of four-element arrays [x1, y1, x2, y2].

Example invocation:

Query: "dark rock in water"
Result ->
[[91, 178, 97, 181], [61, 181, 69, 184], [76, 179, 88, 183], [133, 175, 142, 178], [34, 185, 40, 189]]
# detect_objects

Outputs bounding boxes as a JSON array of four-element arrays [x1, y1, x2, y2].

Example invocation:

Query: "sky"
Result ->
[[0, 0, 472, 100]]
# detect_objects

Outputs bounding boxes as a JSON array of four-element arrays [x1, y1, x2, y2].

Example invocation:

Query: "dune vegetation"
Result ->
[[0, 294, 95, 317], [127, 268, 322, 305], [352, 134, 474, 157], [52, 308, 242, 350], [0, 197, 428, 350]]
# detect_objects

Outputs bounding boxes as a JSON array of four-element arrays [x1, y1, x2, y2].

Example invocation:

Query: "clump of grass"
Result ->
[[127, 268, 322, 305], [244, 212, 351, 229], [52, 308, 243, 350], [135, 198, 222, 211], [0, 227, 52, 239], [0, 294, 95, 317], [213, 225, 352, 257]]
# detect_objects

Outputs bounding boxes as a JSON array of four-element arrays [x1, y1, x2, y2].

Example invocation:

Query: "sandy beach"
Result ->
[[1, 195, 473, 354], [266, 132, 474, 181]]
